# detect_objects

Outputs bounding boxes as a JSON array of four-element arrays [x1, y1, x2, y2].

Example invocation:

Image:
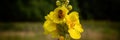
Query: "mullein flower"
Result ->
[[66, 11, 84, 39], [43, 20, 60, 38], [43, 0, 84, 40], [46, 5, 69, 24], [43, 20, 56, 34], [43, 5, 69, 38]]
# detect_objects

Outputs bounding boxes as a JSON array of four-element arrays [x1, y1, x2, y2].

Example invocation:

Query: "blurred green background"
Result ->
[[0, 0, 120, 40]]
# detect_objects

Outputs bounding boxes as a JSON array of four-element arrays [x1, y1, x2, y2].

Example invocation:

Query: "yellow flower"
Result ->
[[46, 5, 69, 23], [43, 20, 57, 34], [68, 29, 81, 39], [43, 0, 84, 39], [43, 5, 69, 38], [43, 20, 59, 38], [66, 11, 84, 39]]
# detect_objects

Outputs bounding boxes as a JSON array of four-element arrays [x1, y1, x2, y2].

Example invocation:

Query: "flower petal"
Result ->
[[68, 11, 79, 21], [68, 29, 81, 39], [74, 24, 84, 33], [43, 20, 57, 33]]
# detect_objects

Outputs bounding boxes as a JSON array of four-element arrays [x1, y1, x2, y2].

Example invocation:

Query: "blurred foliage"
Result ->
[[1, 0, 120, 22], [0, 0, 81, 22], [0, 23, 23, 31], [17, 0, 80, 22], [0, 23, 14, 31], [17, 0, 55, 22]]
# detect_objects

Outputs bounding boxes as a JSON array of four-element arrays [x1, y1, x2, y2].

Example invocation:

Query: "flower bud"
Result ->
[[67, 5, 72, 10], [56, 1, 61, 6]]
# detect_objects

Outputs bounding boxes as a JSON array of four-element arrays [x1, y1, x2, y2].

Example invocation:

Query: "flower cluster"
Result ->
[[43, 0, 83, 40]]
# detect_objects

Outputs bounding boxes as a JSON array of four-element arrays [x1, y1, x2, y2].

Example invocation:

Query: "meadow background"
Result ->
[[0, 0, 120, 40]]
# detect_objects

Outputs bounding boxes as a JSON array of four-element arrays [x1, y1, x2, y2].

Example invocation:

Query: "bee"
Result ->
[[58, 10, 64, 19]]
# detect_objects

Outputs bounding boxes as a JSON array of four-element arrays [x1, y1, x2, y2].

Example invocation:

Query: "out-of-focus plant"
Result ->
[[17, 0, 80, 22], [17, 0, 55, 22], [43, 0, 84, 40]]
